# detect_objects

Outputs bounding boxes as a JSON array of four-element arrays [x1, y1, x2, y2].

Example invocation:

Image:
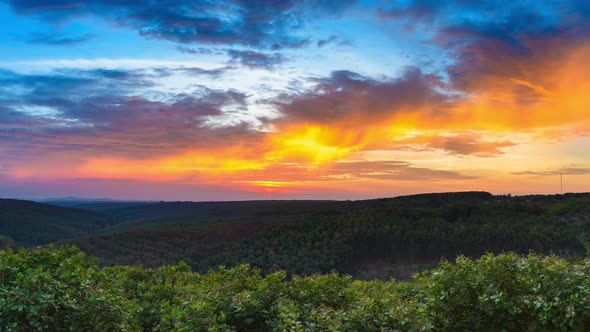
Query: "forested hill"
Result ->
[[198, 192, 590, 278], [1, 192, 590, 280], [0, 199, 111, 245], [77, 191, 590, 279], [0, 198, 342, 246]]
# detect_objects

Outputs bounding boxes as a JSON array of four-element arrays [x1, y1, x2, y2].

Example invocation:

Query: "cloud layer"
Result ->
[[2, 0, 590, 198], [6, 0, 355, 48]]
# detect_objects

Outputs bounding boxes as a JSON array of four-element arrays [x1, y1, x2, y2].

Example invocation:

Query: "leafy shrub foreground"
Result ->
[[2, 247, 590, 331]]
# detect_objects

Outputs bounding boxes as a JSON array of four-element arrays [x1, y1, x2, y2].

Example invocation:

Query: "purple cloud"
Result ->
[[7, 0, 356, 48], [274, 67, 450, 124], [227, 50, 284, 70]]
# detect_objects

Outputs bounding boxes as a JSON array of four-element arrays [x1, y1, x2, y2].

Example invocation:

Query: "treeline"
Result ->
[[0, 199, 111, 245], [71, 221, 281, 267], [200, 198, 588, 277], [3, 193, 589, 280], [68, 193, 590, 279], [2, 246, 590, 331]]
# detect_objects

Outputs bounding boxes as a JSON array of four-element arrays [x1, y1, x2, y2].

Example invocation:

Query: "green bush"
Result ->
[[417, 253, 590, 331], [100, 262, 196, 330], [154, 267, 425, 331], [2, 246, 590, 331], [0, 246, 136, 331]]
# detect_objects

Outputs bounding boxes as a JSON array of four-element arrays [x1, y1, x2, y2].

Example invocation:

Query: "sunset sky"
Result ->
[[1, 0, 589, 200]]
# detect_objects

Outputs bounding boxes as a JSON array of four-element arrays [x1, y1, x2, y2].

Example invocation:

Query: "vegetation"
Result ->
[[3, 246, 590, 331], [2, 192, 589, 280], [0, 246, 134, 331], [198, 198, 585, 277], [0, 199, 111, 245], [2, 193, 590, 329], [72, 221, 279, 267], [79, 193, 590, 279]]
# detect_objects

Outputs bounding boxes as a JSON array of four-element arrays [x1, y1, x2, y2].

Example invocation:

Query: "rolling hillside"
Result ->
[[2, 192, 590, 280], [0, 199, 111, 245], [75, 192, 590, 279]]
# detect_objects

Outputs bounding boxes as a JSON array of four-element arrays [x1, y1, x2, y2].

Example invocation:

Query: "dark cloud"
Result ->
[[176, 46, 223, 55], [175, 66, 229, 77], [7, 0, 356, 48], [426, 135, 514, 157], [275, 67, 450, 124], [513, 167, 590, 176], [377, 1, 527, 23], [26, 32, 96, 45], [0, 68, 156, 99], [329, 160, 475, 181], [377, 0, 440, 22], [317, 35, 338, 47], [377, 0, 578, 27], [227, 50, 284, 70], [391, 134, 515, 157], [378, 0, 590, 100], [0, 68, 260, 162]]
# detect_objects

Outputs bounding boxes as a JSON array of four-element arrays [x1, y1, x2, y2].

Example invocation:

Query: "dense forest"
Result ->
[[1, 192, 589, 279], [2, 192, 590, 330], [2, 246, 590, 331], [0, 199, 112, 245]]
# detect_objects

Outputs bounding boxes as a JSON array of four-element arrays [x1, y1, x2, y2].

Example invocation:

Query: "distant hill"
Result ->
[[376, 191, 494, 207], [44, 199, 152, 211], [0, 199, 112, 245], [3, 192, 590, 280], [100, 200, 341, 232], [197, 193, 590, 278], [72, 192, 590, 279]]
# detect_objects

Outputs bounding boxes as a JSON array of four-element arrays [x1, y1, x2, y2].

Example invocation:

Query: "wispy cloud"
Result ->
[[390, 134, 515, 157], [513, 167, 590, 176], [317, 35, 338, 48], [26, 32, 96, 46], [227, 50, 285, 70], [6, 0, 356, 48]]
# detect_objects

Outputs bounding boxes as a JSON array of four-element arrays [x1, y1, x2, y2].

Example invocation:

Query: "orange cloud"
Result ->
[[7, 42, 590, 196], [446, 43, 590, 132]]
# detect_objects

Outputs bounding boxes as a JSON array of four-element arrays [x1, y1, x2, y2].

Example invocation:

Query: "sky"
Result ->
[[0, 0, 589, 201]]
